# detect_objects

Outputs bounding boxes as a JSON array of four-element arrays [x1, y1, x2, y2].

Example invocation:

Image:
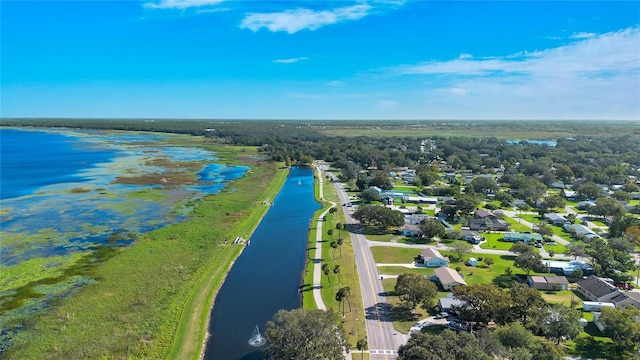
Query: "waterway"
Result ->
[[204, 166, 319, 360]]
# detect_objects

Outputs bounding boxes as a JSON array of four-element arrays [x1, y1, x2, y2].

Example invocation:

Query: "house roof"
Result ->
[[475, 209, 496, 219], [439, 296, 465, 309], [421, 248, 448, 262], [544, 213, 566, 222], [504, 232, 543, 241], [530, 276, 547, 284], [546, 276, 569, 285], [434, 267, 467, 286], [577, 276, 618, 299]]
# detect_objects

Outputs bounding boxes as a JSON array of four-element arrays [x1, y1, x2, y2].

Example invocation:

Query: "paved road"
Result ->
[[318, 162, 406, 360]]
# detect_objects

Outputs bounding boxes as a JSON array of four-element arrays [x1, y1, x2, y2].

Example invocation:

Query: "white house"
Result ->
[[432, 267, 467, 290], [420, 248, 449, 267]]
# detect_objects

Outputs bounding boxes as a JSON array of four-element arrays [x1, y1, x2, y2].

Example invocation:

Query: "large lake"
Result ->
[[204, 166, 319, 360], [0, 128, 249, 351]]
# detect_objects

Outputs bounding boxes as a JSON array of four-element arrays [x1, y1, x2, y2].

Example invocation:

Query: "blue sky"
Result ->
[[1, 0, 639, 120]]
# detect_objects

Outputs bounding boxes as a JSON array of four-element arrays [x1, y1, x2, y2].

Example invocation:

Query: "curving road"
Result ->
[[318, 162, 406, 359]]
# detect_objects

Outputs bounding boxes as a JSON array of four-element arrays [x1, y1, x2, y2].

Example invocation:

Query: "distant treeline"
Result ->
[[2, 118, 639, 187]]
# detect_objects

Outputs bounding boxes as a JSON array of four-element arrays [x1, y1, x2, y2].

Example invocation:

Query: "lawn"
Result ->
[[479, 234, 519, 250], [502, 216, 534, 232], [371, 246, 420, 264]]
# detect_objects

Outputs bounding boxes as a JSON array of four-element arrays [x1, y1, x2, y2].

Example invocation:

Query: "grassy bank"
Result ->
[[4, 146, 287, 360], [303, 166, 367, 348]]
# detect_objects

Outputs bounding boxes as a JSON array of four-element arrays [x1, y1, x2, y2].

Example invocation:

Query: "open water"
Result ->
[[204, 166, 319, 360]]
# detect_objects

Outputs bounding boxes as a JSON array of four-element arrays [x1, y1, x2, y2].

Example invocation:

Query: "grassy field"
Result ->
[[4, 146, 287, 360], [302, 166, 367, 349]]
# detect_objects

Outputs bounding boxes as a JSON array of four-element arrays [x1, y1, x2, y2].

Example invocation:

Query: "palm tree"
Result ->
[[337, 238, 344, 258], [324, 267, 331, 284], [330, 241, 338, 260], [333, 265, 341, 284], [327, 229, 334, 241], [356, 339, 367, 360]]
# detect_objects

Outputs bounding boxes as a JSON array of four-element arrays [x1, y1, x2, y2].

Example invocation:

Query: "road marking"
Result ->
[[359, 233, 383, 329]]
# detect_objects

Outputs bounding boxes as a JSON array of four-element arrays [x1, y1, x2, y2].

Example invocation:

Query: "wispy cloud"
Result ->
[[324, 80, 346, 87], [395, 27, 640, 78], [386, 26, 640, 119], [571, 31, 597, 39], [284, 92, 327, 100], [144, 0, 225, 10], [240, 4, 372, 34], [273, 57, 309, 64]]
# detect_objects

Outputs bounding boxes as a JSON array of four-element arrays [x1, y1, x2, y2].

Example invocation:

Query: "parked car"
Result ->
[[434, 312, 449, 319]]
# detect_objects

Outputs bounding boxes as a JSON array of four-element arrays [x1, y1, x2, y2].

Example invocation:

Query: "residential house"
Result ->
[[577, 201, 596, 210], [468, 218, 510, 232], [575, 276, 618, 302], [420, 248, 450, 268], [528, 275, 569, 291], [439, 295, 466, 313], [503, 232, 543, 243], [608, 291, 640, 310], [543, 260, 594, 276], [399, 224, 422, 237], [543, 213, 567, 226], [563, 190, 577, 201], [582, 301, 615, 312], [475, 209, 497, 219], [563, 224, 598, 240], [405, 214, 430, 225], [462, 230, 483, 244], [432, 267, 467, 290]]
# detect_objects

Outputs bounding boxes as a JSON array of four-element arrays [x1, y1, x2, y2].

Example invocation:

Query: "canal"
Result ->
[[203, 166, 320, 360]]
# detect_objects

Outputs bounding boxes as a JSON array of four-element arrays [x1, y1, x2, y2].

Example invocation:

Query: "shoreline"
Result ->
[[193, 166, 289, 360], [2, 133, 285, 359]]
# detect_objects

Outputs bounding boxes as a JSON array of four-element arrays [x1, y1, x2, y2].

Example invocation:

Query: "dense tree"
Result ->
[[449, 241, 473, 261], [394, 273, 437, 311], [455, 194, 481, 217], [418, 218, 446, 240], [576, 182, 602, 200], [398, 330, 492, 360], [353, 204, 404, 229], [509, 282, 546, 326], [510, 242, 533, 255], [514, 251, 545, 275], [608, 237, 635, 253], [609, 214, 640, 238], [589, 197, 626, 218], [626, 225, 640, 245], [598, 307, 640, 355], [263, 308, 348, 359], [543, 195, 565, 210], [452, 284, 511, 325], [588, 237, 636, 282], [495, 322, 535, 350], [360, 188, 381, 202], [495, 191, 514, 207], [564, 243, 587, 260], [470, 176, 499, 195], [541, 304, 582, 345]]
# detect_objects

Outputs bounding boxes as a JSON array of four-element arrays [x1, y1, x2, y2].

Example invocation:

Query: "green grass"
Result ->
[[370, 246, 421, 264], [302, 166, 366, 349], [3, 148, 286, 360], [503, 216, 534, 232]]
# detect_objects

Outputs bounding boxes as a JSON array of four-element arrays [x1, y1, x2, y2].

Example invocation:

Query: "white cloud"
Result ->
[[144, 0, 225, 10], [571, 31, 597, 39], [324, 80, 346, 87], [387, 26, 640, 119], [273, 57, 309, 64], [240, 4, 372, 34], [396, 27, 640, 78]]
